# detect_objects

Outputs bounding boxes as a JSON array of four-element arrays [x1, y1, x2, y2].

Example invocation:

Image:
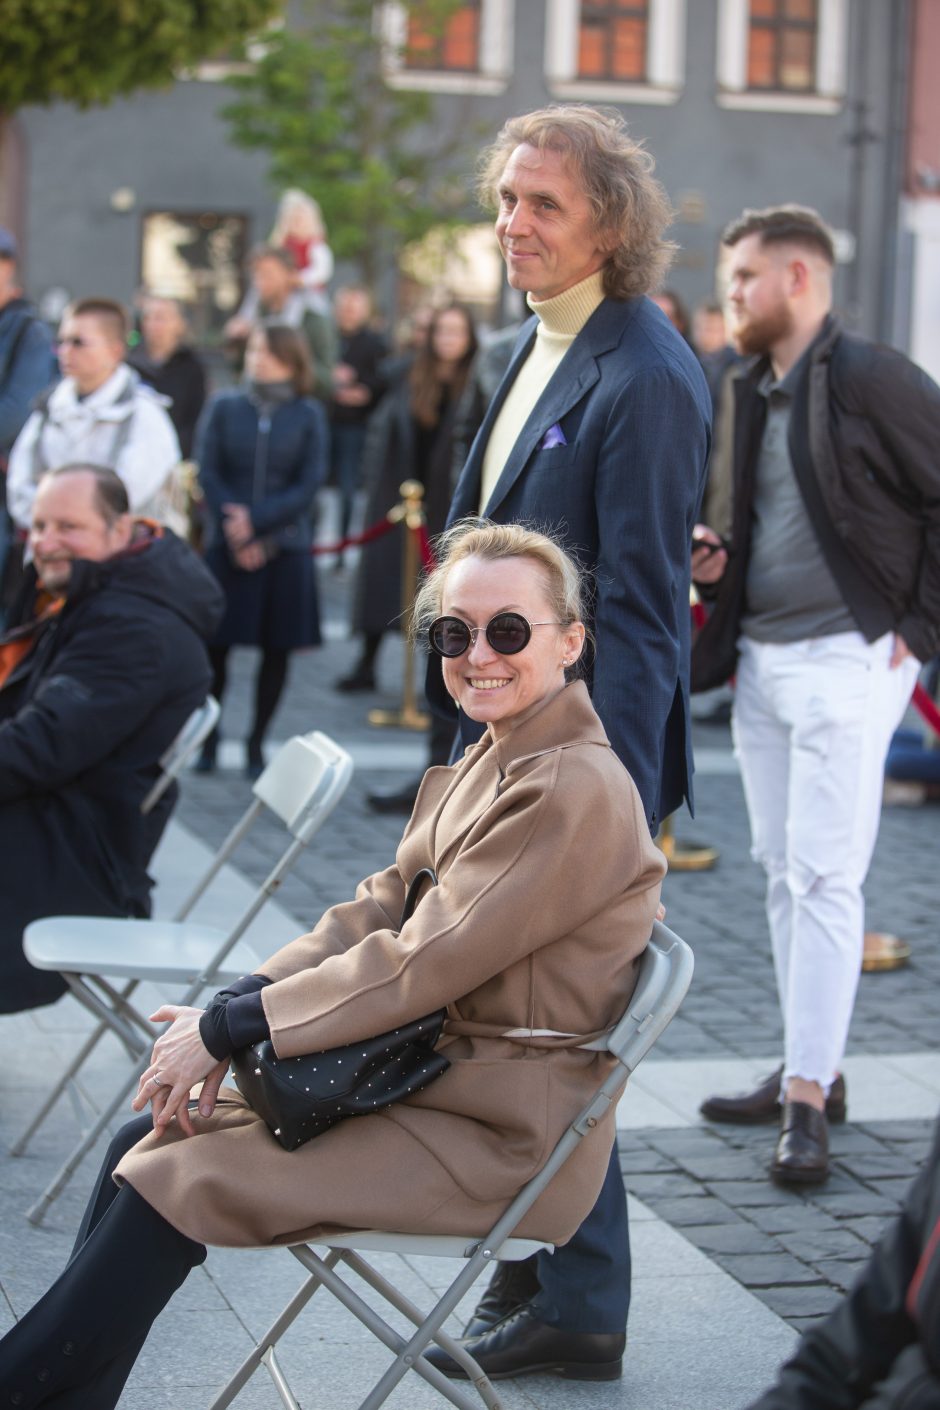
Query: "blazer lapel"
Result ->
[[449, 321, 537, 522], [482, 298, 633, 517]]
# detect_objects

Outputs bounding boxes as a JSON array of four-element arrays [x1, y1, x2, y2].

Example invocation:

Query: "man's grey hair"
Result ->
[[44, 464, 130, 526], [477, 105, 676, 300]]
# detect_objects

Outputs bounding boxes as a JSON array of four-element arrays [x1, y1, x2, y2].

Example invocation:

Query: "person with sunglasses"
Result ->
[[6, 297, 181, 534], [0, 520, 665, 1406]]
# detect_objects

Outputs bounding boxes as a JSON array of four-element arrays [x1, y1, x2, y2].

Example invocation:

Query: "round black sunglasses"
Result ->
[[427, 612, 561, 658]]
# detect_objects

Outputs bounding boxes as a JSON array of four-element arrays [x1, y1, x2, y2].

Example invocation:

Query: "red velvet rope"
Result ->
[[416, 522, 436, 572], [913, 682, 940, 739], [310, 515, 398, 555]]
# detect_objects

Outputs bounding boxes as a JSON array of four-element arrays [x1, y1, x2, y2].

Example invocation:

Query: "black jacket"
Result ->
[[692, 317, 940, 691], [0, 529, 224, 1011], [196, 388, 328, 553], [128, 344, 207, 459], [749, 1117, 940, 1409]]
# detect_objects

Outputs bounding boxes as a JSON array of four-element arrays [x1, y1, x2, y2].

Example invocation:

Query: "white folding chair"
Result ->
[[15, 731, 353, 1226], [207, 920, 694, 1410], [140, 695, 221, 815]]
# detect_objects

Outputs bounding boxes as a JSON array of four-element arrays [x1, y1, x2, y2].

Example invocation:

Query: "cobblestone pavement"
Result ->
[[172, 558, 940, 1334]]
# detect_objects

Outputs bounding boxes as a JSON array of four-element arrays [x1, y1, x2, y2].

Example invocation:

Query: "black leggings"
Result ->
[[0, 1118, 205, 1408], [209, 645, 290, 749]]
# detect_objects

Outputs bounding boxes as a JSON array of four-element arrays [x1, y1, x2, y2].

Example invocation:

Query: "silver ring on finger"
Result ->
[[151, 1073, 163, 1087]]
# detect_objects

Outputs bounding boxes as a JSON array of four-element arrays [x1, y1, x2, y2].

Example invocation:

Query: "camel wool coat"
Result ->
[[116, 682, 665, 1250]]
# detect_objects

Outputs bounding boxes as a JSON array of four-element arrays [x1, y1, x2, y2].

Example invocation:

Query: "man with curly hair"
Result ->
[[427, 105, 712, 1384]]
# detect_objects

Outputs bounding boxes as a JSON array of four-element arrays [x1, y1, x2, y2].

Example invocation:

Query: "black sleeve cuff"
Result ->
[[199, 974, 271, 1060]]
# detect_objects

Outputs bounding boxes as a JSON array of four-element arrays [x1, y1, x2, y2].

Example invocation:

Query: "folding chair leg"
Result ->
[[290, 1246, 502, 1410], [26, 1062, 144, 1226], [206, 1251, 341, 1410], [335, 1249, 504, 1410], [9, 980, 142, 1157]]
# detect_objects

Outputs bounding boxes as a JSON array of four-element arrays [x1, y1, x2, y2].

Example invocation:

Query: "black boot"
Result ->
[[461, 1255, 541, 1339]]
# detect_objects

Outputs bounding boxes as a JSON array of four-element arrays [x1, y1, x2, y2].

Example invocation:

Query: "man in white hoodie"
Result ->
[[6, 297, 182, 532]]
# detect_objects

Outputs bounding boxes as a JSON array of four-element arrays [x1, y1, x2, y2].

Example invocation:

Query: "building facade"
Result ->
[[3, 1, 931, 365]]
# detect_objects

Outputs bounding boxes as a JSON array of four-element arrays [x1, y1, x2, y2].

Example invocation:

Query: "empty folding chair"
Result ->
[[207, 920, 694, 1410], [140, 694, 221, 815], [15, 730, 353, 1226]]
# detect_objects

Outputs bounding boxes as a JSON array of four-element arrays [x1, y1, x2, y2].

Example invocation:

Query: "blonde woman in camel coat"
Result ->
[[0, 520, 664, 1406]]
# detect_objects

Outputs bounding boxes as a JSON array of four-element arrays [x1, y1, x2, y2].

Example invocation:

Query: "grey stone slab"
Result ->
[[678, 1224, 781, 1257], [810, 1191, 902, 1218], [716, 1253, 820, 1287], [649, 1196, 748, 1226], [753, 1284, 845, 1319], [745, 1205, 842, 1235], [775, 1228, 870, 1262]]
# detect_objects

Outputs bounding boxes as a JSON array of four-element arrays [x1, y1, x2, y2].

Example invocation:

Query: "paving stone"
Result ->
[[809, 1258, 864, 1293], [839, 1215, 897, 1246], [623, 1172, 700, 1200], [753, 1284, 844, 1318], [678, 1224, 780, 1257], [745, 1205, 842, 1235], [647, 1197, 747, 1227], [704, 1180, 802, 1208], [810, 1191, 902, 1218], [775, 1228, 869, 1263], [717, 1253, 819, 1288]]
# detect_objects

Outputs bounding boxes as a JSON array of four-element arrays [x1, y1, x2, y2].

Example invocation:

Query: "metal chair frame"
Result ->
[[14, 731, 353, 1227], [139, 694, 220, 816], [207, 921, 694, 1410]]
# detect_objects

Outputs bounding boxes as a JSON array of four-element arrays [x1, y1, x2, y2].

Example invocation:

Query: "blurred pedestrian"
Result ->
[[224, 246, 336, 400], [330, 285, 389, 566], [0, 226, 55, 617], [337, 303, 480, 694], [692, 298, 740, 420], [128, 294, 207, 459], [269, 189, 334, 314], [6, 297, 182, 533], [651, 286, 691, 341], [195, 324, 329, 777], [694, 205, 940, 1184]]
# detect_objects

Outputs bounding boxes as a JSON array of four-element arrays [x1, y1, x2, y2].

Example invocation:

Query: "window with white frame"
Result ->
[[716, 0, 848, 112], [380, 1, 512, 94], [545, 0, 685, 104]]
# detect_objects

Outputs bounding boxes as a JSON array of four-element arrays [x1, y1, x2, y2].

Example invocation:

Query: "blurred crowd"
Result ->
[[3, 198, 936, 800]]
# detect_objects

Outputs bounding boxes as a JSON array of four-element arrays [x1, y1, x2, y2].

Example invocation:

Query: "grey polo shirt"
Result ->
[[741, 360, 856, 644]]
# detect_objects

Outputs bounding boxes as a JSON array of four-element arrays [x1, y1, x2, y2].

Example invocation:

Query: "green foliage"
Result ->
[[1, 0, 282, 111], [222, 0, 479, 284]]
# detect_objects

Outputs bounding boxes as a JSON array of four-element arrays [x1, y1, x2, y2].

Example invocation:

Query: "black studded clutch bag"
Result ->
[[231, 868, 449, 1151]]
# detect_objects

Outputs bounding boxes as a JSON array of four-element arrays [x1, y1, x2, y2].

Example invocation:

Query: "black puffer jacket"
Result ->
[[749, 1117, 940, 1409], [0, 528, 224, 1011], [693, 317, 940, 691]]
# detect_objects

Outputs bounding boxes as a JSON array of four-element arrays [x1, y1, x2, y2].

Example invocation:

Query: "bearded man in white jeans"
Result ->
[[692, 205, 940, 1185]]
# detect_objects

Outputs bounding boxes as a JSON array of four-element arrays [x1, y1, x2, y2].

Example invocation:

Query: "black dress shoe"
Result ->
[[335, 667, 376, 693], [423, 1306, 624, 1382], [770, 1101, 830, 1185], [460, 1256, 541, 1339], [700, 1067, 846, 1125]]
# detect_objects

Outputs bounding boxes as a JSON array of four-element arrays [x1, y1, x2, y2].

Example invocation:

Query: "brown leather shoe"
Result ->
[[700, 1067, 846, 1125], [770, 1101, 830, 1185]]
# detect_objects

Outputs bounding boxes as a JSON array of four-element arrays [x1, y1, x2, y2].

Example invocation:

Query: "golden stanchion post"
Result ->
[[368, 480, 431, 732]]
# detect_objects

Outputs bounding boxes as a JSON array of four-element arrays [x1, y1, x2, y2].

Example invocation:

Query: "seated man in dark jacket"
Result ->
[[748, 1112, 940, 1409], [0, 463, 223, 1012]]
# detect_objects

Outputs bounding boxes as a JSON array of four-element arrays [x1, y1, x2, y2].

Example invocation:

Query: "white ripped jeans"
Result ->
[[732, 631, 920, 1093]]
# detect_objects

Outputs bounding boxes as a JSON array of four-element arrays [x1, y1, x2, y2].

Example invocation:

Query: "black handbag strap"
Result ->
[[400, 867, 437, 927]]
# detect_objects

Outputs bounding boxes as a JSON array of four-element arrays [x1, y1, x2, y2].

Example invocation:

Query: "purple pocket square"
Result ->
[[538, 423, 567, 450]]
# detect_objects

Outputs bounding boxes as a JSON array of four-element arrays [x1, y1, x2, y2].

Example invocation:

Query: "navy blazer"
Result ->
[[445, 295, 711, 828]]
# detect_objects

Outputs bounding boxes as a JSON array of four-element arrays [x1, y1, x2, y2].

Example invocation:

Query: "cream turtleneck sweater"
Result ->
[[478, 269, 606, 512]]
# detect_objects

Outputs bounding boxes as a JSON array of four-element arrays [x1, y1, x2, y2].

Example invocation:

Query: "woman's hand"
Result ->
[[222, 502, 254, 550], [132, 1006, 229, 1138], [233, 542, 266, 572]]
